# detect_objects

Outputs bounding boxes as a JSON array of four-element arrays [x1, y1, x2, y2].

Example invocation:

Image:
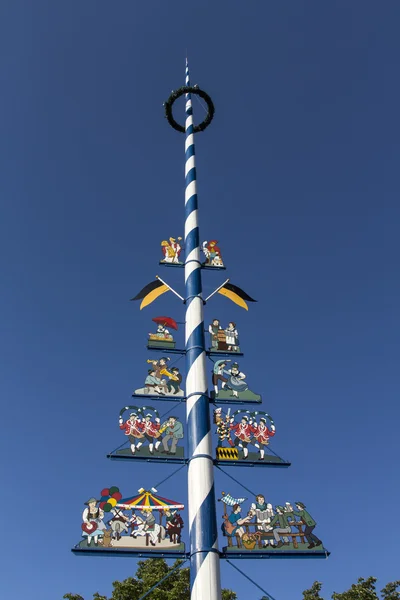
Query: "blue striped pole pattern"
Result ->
[[184, 59, 222, 600]]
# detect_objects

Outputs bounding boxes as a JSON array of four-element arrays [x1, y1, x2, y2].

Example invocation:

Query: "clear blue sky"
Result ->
[[0, 1, 399, 599]]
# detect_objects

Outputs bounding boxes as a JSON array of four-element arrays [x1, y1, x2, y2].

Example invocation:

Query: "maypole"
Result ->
[[72, 56, 328, 600], [184, 59, 221, 600]]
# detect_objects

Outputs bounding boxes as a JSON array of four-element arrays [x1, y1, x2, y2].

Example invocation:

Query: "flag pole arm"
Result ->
[[155, 275, 185, 302], [204, 278, 230, 303]]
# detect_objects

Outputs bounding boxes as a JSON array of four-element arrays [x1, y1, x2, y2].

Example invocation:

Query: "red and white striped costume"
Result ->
[[143, 420, 161, 437], [253, 423, 275, 446], [120, 419, 144, 438], [230, 422, 256, 442]]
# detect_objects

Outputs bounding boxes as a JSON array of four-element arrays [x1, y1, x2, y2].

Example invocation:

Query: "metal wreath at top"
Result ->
[[164, 86, 215, 133]]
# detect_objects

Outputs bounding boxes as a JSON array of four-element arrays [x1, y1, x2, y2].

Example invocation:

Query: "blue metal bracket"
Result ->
[[220, 549, 330, 559], [201, 264, 226, 271], [132, 393, 187, 402], [147, 346, 187, 355], [211, 397, 262, 405], [72, 547, 188, 559], [206, 350, 244, 357], [107, 453, 188, 465], [214, 458, 291, 469], [159, 261, 184, 268]]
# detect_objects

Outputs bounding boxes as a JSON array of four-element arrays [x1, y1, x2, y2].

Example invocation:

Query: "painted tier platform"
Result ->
[[159, 261, 184, 268], [73, 536, 186, 558], [207, 350, 244, 357], [147, 345, 186, 354], [108, 446, 185, 464], [132, 392, 186, 402], [215, 450, 290, 468], [210, 390, 262, 405], [221, 547, 329, 559], [158, 262, 226, 271]]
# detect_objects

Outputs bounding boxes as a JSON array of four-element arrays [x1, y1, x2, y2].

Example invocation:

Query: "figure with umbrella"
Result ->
[[148, 316, 178, 350]]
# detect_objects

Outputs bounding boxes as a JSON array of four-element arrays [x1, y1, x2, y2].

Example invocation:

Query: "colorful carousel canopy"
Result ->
[[117, 489, 184, 510]]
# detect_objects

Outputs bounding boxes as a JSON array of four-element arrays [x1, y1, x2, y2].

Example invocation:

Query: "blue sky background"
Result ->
[[0, 1, 399, 599]]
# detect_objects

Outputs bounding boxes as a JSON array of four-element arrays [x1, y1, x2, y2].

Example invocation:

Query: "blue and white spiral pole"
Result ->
[[184, 59, 222, 600]]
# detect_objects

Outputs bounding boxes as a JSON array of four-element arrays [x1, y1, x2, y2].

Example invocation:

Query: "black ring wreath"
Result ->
[[164, 86, 215, 133]]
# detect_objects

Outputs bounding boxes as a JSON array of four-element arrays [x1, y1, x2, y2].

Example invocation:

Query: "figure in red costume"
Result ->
[[142, 413, 162, 455], [119, 412, 145, 454], [229, 415, 256, 460], [253, 417, 276, 461], [202, 240, 224, 267]]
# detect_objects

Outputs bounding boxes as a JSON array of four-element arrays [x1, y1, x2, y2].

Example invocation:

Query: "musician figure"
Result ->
[[161, 416, 184, 455], [146, 358, 181, 396], [166, 367, 182, 395], [144, 369, 168, 395]]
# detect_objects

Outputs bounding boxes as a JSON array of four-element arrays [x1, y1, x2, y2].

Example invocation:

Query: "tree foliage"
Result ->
[[302, 578, 400, 600], [302, 581, 324, 599], [63, 558, 237, 600]]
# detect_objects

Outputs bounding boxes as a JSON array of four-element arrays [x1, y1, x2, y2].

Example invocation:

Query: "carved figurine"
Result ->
[[220, 492, 324, 552], [202, 240, 224, 267], [161, 237, 183, 264], [208, 320, 240, 353], [134, 357, 185, 398], [213, 408, 276, 462], [148, 317, 178, 349]]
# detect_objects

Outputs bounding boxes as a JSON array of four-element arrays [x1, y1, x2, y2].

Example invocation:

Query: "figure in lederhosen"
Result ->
[[212, 360, 229, 397], [269, 505, 293, 548], [166, 367, 182, 395], [209, 319, 223, 350], [292, 502, 323, 549]]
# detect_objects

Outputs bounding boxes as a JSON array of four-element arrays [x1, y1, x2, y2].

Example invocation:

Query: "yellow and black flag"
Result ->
[[130, 279, 170, 310], [218, 282, 257, 311]]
